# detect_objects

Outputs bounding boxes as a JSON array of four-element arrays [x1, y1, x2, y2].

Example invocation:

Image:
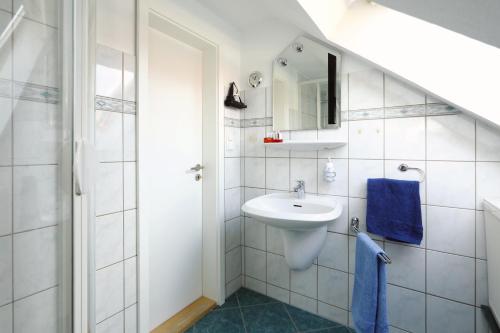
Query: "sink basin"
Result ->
[[242, 193, 342, 230], [242, 193, 343, 270]]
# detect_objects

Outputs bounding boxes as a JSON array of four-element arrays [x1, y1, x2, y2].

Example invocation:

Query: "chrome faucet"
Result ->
[[293, 180, 306, 199]]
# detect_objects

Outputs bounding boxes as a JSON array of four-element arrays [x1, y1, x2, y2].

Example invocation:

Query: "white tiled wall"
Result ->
[[94, 3, 136, 333], [0, 2, 68, 331], [95, 44, 137, 333], [223, 87, 245, 296], [224, 62, 500, 332]]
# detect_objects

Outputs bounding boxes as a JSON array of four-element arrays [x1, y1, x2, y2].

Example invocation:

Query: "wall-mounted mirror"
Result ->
[[273, 36, 341, 131]]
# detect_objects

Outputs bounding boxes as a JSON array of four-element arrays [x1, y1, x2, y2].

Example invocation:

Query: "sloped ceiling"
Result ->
[[297, 0, 500, 128], [200, 0, 500, 128], [375, 0, 500, 49]]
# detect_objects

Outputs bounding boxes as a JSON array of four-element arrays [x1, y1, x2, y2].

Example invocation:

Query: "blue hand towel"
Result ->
[[352, 233, 389, 333], [366, 178, 423, 245]]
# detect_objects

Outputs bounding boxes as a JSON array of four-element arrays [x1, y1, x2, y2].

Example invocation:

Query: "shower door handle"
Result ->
[[75, 140, 83, 195], [74, 140, 96, 196]]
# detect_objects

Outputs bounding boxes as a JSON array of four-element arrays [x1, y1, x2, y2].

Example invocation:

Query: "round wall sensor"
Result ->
[[248, 71, 263, 88]]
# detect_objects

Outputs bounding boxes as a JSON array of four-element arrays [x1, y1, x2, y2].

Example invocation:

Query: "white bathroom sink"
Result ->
[[242, 193, 343, 270], [242, 193, 342, 230]]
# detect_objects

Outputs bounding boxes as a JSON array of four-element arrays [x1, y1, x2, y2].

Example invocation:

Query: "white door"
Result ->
[[148, 27, 203, 329]]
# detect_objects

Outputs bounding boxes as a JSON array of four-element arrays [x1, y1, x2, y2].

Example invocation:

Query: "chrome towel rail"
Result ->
[[351, 218, 391, 264], [398, 163, 425, 183]]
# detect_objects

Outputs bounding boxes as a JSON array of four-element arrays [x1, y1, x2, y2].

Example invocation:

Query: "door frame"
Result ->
[[137, 4, 225, 332]]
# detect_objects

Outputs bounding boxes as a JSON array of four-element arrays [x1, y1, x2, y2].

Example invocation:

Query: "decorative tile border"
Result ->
[[348, 108, 385, 121], [225, 104, 460, 127], [348, 104, 458, 121], [241, 117, 273, 128], [225, 117, 241, 128], [123, 101, 136, 114], [426, 103, 460, 116], [384, 105, 426, 119], [224, 117, 273, 128], [96, 96, 122, 112], [14, 82, 59, 104]]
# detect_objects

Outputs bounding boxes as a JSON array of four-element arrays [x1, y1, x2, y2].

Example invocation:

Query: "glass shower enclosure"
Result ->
[[0, 0, 74, 331]]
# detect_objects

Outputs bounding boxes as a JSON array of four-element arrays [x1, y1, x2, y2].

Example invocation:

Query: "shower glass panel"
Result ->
[[0, 0, 73, 332]]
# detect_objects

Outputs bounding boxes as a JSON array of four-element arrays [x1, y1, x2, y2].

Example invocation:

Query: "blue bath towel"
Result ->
[[366, 178, 423, 245], [352, 233, 389, 333]]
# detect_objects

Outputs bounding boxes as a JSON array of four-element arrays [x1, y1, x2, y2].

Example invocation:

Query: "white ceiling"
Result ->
[[375, 0, 500, 48], [200, 0, 500, 49], [199, 0, 500, 47], [197, 0, 271, 29], [197, 0, 322, 36]]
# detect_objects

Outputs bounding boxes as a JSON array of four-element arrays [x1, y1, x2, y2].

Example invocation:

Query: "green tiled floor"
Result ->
[[186, 288, 355, 333]]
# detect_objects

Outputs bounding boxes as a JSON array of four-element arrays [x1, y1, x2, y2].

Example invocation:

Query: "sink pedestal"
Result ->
[[281, 226, 327, 270]]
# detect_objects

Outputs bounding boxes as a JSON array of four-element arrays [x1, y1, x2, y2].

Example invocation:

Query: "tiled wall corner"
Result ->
[[224, 85, 245, 297], [94, 44, 137, 333], [229, 58, 500, 333]]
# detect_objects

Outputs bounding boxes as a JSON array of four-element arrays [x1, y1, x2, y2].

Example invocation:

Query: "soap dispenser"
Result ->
[[323, 158, 336, 182]]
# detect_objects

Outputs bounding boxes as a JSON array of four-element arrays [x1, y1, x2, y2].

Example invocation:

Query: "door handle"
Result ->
[[190, 164, 204, 172]]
